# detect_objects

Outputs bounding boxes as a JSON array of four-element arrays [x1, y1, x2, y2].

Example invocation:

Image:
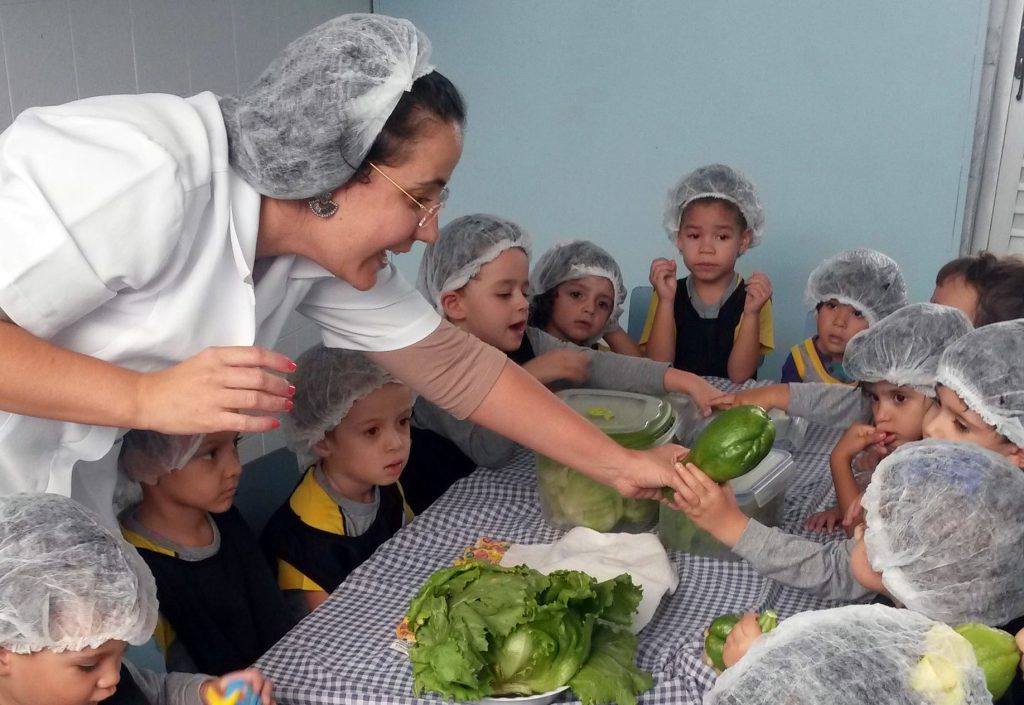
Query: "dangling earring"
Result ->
[[307, 192, 338, 218]]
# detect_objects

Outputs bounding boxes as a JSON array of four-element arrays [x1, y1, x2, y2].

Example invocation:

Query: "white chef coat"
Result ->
[[0, 91, 440, 524]]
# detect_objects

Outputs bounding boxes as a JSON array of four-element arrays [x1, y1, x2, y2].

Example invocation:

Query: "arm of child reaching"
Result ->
[[121, 660, 276, 705], [675, 462, 876, 602], [722, 613, 765, 669], [412, 398, 518, 468], [602, 327, 643, 357], [727, 272, 772, 384], [199, 670, 276, 705], [711, 383, 790, 413], [831, 424, 887, 526], [789, 383, 872, 428], [644, 258, 678, 363], [521, 348, 592, 386], [663, 369, 718, 416]]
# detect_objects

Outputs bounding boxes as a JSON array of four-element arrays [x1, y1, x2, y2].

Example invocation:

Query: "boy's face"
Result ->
[[0, 640, 125, 705], [149, 431, 242, 514], [930, 275, 979, 324], [547, 276, 615, 345], [815, 299, 869, 357], [674, 201, 752, 284], [316, 383, 413, 495], [923, 385, 1024, 466], [441, 248, 530, 352], [862, 381, 931, 450]]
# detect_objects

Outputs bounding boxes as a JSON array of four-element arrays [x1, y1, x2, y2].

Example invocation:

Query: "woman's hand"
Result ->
[[200, 669, 275, 705], [648, 258, 678, 301], [521, 349, 591, 386], [721, 613, 763, 669], [673, 462, 748, 547], [612, 444, 688, 501], [135, 346, 296, 434], [804, 505, 843, 533]]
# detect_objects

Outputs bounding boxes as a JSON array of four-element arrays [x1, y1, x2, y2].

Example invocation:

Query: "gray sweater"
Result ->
[[411, 327, 671, 467], [124, 660, 208, 705], [787, 382, 871, 428], [732, 519, 876, 602]]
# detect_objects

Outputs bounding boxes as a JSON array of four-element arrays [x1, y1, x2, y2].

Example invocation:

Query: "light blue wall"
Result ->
[[380, 0, 987, 379]]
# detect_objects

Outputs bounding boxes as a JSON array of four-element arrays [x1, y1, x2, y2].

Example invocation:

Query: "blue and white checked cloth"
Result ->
[[257, 384, 849, 705]]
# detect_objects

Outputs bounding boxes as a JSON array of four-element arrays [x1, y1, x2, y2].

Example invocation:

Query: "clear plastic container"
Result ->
[[667, 394, 807, 452], [536, 389, 679, 533], [658, 448, 796, 559]]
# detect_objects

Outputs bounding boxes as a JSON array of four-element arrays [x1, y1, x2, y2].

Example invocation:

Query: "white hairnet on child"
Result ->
[[285, 344, 397, 459], [706, 604, 990, 705], [662, 164, 764, 246], [935, 319, 1024, 447], [803, 248, 908, 325], [0, 494, 157, 654], [843, 303, 973, 396], [416, 214, 532, 312], [862, 439, 1024, 625], [117, 431, 204, 485], [220, 14, 433, 199], [528, 240, 626, 337]]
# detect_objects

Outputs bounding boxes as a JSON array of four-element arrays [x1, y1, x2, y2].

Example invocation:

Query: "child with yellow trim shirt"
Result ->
[[118, 431, 293, 675], [781, 248, 907, 384], [260, 346, 415, 616], [644, 164, 773, 383]]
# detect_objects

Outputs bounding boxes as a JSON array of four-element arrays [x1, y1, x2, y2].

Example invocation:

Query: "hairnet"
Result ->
[[285, 344, 398, 460], [804, 248, 908, 325], [117, 431, 204, 485], [862, 439, 1024, 625], [706, 604, 990, 705], [416, 213, 532, 312], [219, 14, 433, 199], [843, 303, 973, 396], [0, 494, 158, 654], [662, 164, 764, 247], [529, 240, 626, 337], [935, 319, 1024, 447]]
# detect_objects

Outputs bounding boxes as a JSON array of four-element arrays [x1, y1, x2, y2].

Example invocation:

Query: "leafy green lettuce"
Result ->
[[406, 562, 652, 705]]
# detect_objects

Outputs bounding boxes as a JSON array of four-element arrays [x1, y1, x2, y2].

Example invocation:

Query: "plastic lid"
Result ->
[[729, 448, 796, 507], [556, 389, 678, 449]]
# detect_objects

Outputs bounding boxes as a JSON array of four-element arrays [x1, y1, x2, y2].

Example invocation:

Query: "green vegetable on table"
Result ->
[[684, 405, 775, 483], [406, 561, 653, 705], [702, 610, 778, 672]]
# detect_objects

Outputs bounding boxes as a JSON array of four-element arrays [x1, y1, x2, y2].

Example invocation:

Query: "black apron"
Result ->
[[672, 277, 750, 379], [261, 473, 406, 594], [135, 507, 294, 676], [106, 664, 148, 705]]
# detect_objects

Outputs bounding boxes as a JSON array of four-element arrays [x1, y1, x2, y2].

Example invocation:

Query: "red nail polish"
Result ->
[[288, 385, 296, 397], [285, 400, 294, 411], [287, 360, 297, 372], [271, 418, 281, 429]]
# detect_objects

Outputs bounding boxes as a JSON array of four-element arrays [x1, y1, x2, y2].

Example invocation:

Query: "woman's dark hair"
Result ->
[[352, 71, 465, 181], [529, 289, 557, 330], [680, 196, 748, 231], [936, 251, 1024, 327]]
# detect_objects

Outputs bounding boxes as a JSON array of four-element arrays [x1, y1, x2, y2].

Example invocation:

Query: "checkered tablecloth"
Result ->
[[257, 384, 850, 705]]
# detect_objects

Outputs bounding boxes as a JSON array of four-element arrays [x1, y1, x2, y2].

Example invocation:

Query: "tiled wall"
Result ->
[[0, 0, 369, 462]]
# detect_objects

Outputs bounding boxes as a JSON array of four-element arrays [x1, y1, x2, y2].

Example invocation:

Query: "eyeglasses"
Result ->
[[369, 162, 449, 227]]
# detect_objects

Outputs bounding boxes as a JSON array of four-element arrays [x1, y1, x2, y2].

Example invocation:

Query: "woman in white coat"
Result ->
[[0, 14, 698, 522]]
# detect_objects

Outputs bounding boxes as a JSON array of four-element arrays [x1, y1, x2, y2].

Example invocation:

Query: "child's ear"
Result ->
[[440, 290, 467, 321], [0, 647, 12, 675], [737, 228, 753, 255], [312, 437, 332, 459]]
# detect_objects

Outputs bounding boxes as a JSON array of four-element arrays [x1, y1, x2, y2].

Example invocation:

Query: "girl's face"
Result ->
[[546, 276, 615, 345], [815, 299, 869, 357], [862, 381, 930, 450], [442, 248, 531, 353], [923, 385, 1024, 466], [675, 201, 751, 284], [0, 640, 125, 705], [300, 119, 463, 291]]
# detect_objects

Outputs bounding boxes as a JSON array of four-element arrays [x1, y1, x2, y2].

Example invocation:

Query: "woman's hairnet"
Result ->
[[285, 344, 399, 461], [843, 303, 973, 396], [706, 604, 990, 705], [117, 431, 204, 485], [0, 493, 157, 654], [804, 248, 908, 325], [935, 319, 1024, 447], [662, 164, 764, 247], [862, 439, 1024, 625], [528, 240, 626, 337], [220, 14, 434, 199], [416, 214, 532, 312]]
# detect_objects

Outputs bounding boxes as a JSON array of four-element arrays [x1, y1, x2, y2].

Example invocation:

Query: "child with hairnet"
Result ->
[[118, 431, 293, 674], [674, 440, 1024, 630], [404, 213, 718, 512], [643, 164, 774, 383], [0, 493, 274, 705], [260, 346, 415, 615], [781, 248, 908, 384], [528, 240, 641, 356], [933, 251, 1024, 326]]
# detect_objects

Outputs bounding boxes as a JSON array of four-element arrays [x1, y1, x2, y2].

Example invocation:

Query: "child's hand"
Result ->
[[649, 258, 678, 300], [522, 349, 590, 386], [804, 505, 843, 533], [722, 612, 763, 669], [842, 492, 865, 531], [666, 370, 717, 416], [835, 424, 888, 459], [201, 670, 275, 705], [711, 384, 788, 412], [674, 462, 748, 547], [743, 271, 772, 315]]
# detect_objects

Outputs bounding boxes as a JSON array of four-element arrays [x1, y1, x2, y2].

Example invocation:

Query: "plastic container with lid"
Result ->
[[536, 389, 680, 533], [657, 447, 796, 559]]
